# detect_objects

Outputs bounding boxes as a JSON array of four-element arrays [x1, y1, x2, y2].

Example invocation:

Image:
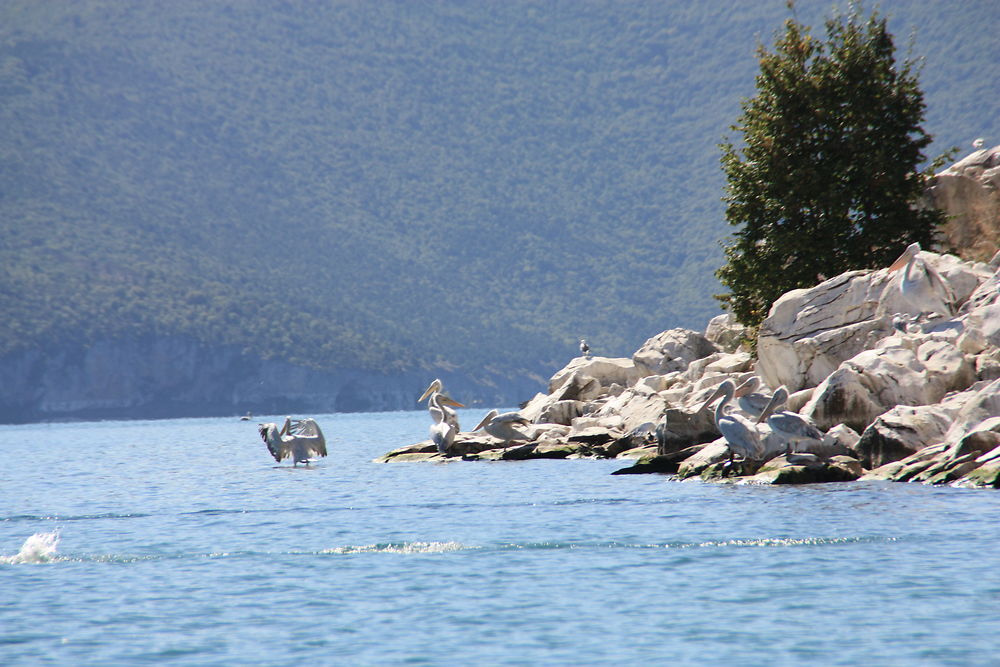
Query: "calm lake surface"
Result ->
[[3, 410, 999, 665]]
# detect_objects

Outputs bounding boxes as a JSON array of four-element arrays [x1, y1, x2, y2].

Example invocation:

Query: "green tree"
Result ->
[[716, 2, 945, 328]]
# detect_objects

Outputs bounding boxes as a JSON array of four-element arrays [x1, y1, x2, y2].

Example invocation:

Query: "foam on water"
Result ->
[[2, 531, 60, 564], [324, 541, 466, 555]]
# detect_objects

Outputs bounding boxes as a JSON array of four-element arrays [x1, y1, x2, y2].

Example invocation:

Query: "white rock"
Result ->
[[632, 329, 718, 376], [549, 357, 643, 394], [704, 313, 749, 353], [757, 270, 895, 392], [703, 352, 753, 375], [802, 335, 976, 431]]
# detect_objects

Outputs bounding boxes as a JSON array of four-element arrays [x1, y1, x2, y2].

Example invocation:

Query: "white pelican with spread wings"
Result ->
[[258, 416, 328, 466]]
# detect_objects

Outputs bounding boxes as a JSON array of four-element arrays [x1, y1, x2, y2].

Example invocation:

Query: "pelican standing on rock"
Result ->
[[419, 378, 463, 432], [734, 376, 774, 418], [887, 242, 956, 319], [428, 392, 464, 454], [258, 416, 327, 466], [699, 380, 763, 465], [472, 409, 532, 448], [579, 339, 591, 357], [755, 386, 825, 455], [652, 410, 670, 456]]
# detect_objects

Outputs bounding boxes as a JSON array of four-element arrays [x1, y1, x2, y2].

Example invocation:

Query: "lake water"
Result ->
[[2, 410, 999, 665]]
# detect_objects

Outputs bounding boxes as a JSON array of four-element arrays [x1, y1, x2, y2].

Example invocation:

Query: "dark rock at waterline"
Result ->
[[744, 454, 863, 485], [611, 444, 707, 475]]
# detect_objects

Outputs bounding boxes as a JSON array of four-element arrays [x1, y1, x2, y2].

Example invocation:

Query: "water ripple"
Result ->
[[2, 535, 899, 566], [1, 512, 150, 523]]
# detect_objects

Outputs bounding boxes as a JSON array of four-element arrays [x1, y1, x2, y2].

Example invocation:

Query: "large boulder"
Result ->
[[802, 334, 977, 431], [926, 145, 1000, 263], [632, 329, 718, 376], [854, 378, 1000, 469], [549, 357, 643, 394], [756, 270, 896, 392], [704, 313, 749, 353]]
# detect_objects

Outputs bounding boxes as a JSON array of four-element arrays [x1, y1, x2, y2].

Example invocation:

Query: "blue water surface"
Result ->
[[2, 410, 999, 665]]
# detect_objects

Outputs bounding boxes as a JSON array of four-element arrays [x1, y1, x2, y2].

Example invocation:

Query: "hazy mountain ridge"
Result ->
[[1, 0, 997, 420]]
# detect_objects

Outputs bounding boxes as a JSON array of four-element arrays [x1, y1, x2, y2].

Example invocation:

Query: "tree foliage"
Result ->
[[716, 3, 946, 327]]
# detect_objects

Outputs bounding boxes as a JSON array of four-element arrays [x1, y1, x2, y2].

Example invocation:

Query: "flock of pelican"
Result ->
[[253, 242, 959, 468], [418, 378, 531, 455], [698, 378, 825, 471]]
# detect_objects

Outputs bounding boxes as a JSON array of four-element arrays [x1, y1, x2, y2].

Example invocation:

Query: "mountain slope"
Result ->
[[1, 0, 997, 409]]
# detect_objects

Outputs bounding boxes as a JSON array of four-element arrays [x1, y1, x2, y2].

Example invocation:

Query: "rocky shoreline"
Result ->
[[379, 213, 1000, 490]]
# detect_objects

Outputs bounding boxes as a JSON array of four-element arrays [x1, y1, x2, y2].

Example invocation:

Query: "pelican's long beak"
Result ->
[[755, 393, 781, 424], [888, 243, 920, 273], [734, 377, 758, 398], [698, 385, 725, 413], [441, 396, 465, 408], [471, 414, 492, 432], [418, 379, 442, 402]]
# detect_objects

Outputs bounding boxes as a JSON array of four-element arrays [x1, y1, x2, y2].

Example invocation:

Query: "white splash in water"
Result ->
[[324, 541, 465, 555], [2, 531, 61, 564]]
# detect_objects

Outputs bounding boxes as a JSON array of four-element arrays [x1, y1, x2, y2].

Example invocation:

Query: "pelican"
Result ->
[[428, 392, 464, 454], [973, 138, 984, 149], [887, 242, 956, 319], [755, 386, 825, 455], [419, 378, 463, 432], [654, 411, 670, 455], [699, 380, 763, 465], [472, 409, 532, 448], [579, 339, 591, 357], [258, 416, 327, 466], [734, 376, 773, 418], [240, 411, 253, 421]]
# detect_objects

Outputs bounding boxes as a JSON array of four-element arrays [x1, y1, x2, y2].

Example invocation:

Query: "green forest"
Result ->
[[2, 0, 997, 389]]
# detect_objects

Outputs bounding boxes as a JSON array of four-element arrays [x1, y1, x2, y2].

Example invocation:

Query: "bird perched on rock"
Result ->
[[887, 242, 956, 319], [257, 417, 327, 466], [755, 386, 825, 456], [427, 392, 464, 454], [699, 380, 763, 466], [418, 378, 463, 432], [472, 409, 532, 448], [733, 376, 774, 419], [973, 137, 985, 149], [579, 339, 591, 357]]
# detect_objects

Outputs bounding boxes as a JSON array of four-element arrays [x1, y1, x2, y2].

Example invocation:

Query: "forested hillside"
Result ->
[[1, 0, 997, 403]]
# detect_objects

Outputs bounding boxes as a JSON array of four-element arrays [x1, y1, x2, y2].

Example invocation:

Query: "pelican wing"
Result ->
[[492, 411, 529, 426], [768, 412, 824, 442], [258, 423, 289, 462], [288, 418, 327, 458], [922, 262, 956, 315], [472, 409, 499, 432], [289, 417, 323, 439]]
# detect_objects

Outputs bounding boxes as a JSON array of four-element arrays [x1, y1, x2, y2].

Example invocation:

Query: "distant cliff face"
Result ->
[[0, 337, 543, 423]]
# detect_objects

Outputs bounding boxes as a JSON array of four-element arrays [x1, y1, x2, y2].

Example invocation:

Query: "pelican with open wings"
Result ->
[[473, 409, 532, 447], [258, 417, 327, 466]]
